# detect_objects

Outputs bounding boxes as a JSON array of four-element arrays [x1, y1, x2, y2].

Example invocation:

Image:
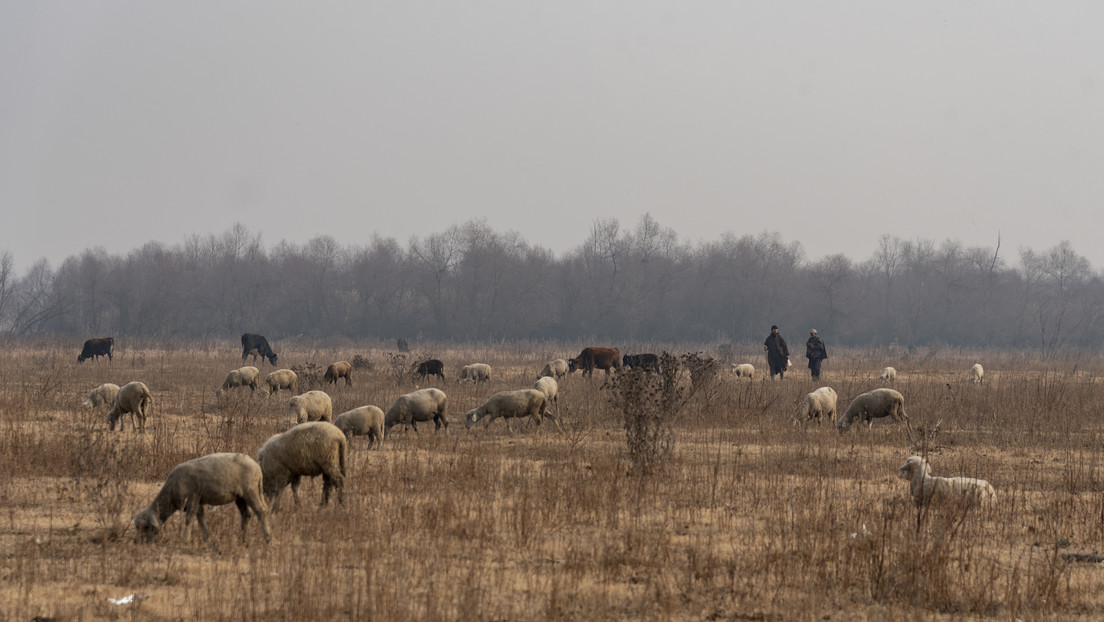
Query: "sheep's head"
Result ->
[[464, 409, 481, 428], [134, 508, 161, 543], [898, 456, 929, 481]]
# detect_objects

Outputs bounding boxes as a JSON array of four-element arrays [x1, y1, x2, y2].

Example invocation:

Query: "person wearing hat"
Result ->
[[763, 325, 790, 380], [805, 329, 827, 380]]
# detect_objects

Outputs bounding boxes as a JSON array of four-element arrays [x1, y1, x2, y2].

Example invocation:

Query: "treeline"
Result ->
[[1, 217, 1102, 352]]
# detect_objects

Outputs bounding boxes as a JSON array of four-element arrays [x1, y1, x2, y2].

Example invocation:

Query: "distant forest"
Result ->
[[1, 217, 1101, 353]]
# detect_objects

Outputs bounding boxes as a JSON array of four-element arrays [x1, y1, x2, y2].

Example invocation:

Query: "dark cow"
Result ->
[[623, 353, 661, 373], [413, 359, 445, 380], [77, 337, 114, 363], [241, 333, 278, 366], [568, 347, 622, 377]]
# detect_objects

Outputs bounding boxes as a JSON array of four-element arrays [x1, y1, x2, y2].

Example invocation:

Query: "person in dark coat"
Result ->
[[763, 325, 790, 380], [805, 329, 827, 379]]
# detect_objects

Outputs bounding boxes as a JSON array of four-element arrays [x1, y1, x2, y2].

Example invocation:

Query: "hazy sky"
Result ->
[[2, 3, 1102, 271]]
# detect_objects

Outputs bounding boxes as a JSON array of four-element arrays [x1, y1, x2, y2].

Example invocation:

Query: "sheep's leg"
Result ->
[[289, 476, 302, 505], [235, 498, 251, 543]]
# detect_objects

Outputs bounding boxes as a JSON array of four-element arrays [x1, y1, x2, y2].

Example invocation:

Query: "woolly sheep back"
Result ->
[[107, 381, 153, 433], [898, 455, 996, 508], [217, 366, 259, 396], [456, 363, 492, 383], [793, 386, 837, 424], [81, 383, 119, 410], [384, 388, 449, 436], [257, 421, 346, 508], [731, 363, 755, 379], [264, 369, 299, 395], [837, 388, 908, 432], [465, 388, 555, 432], [133, 452, 270, 544], [285, 390, 333, 427], [971, 363, 984, 385], [333, 405, 385, 448], [539, 359, 569, 379]]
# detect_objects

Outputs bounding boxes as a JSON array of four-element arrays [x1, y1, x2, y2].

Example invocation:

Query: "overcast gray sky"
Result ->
[[2, 2, 1101, 271]]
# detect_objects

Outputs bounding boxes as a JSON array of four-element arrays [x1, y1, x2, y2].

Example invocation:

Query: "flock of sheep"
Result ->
[[782, 360, 995, 509], [79, 346, 995, 545], [79, 351, 573, 545]]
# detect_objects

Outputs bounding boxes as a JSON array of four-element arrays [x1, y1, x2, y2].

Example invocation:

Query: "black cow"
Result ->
[[241, 333, 278, 366], [622, 353, 661, 373], [413, 359, 445, 380], [77, 337, 114, 363]]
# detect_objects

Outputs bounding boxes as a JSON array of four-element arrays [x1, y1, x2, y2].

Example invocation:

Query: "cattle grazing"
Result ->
[[77, 337, 114, 363], [622, 353, 661, 373], [241, 333, 278, 366], [568, 347, 622, 377], [413, 359, 445, 380]]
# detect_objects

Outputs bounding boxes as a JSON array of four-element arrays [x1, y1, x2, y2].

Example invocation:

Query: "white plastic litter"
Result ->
[[106, 594, 149, 605]]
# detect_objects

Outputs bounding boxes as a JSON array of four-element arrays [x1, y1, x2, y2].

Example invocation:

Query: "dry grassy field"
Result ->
[[4, 338, 1104, 620]]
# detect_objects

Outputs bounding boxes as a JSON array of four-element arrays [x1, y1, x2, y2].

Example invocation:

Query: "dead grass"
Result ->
[[3, 341, 1104, 619]]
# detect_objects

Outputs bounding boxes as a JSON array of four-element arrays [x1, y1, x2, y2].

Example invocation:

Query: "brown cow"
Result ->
[[568, 347, 622, 377]]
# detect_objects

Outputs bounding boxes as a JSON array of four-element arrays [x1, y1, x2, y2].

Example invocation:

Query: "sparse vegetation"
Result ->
[[3, 339, 1104, 620]]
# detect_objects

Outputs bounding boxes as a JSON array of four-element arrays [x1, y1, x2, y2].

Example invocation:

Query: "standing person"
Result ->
[[763, 325, 790, 380], [805, 329, 827, 380]]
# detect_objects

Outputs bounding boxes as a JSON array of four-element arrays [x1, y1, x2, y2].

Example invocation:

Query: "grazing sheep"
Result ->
[[456, 363, 493, 384], [533, 376, 559, 410], [465, 388, 557, 432], [80, 383, 119, 410], [879, 366, 897, 382], [107, 381, 153, 432], [622, 353, 661, 373], [731, 363, 755, 379], [384, 388, 449, 436], [539, 359, 570, 379], [837, 388, 909, 432], [133, 452, 271, 544], [264, 369, 299, 395], [413, 359, 445, 380], [792, 387, 838, 425], [333, 405, 385, 448], [216, 366, 260, 396], [324, 361, 353, 386], [257, 421, 346, 508], [284, 390, 333, 427], [898, 455, 996, 508], [970, 363, 984, 385]]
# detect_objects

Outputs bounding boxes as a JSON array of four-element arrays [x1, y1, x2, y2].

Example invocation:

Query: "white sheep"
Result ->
[[898, 455, 996, 508], [80, 383, 119, 410], [284, 390, 333, 427], [792, 387, 838, 425], [216, 366, 260, 396], [107, 381, 154, 432], [533, 376, 559, 410], [837, 388, 909, 432], [539, 359, 569, 379], [879, 366, 897, 382], [384, 388, 449, 436], [731, 363, 755, 379], [465, 388, 556, 432], [133, 452, 271, 544], [333, 405, 385, 448], [264, 369, 299, 395], [456, 363, 493, 383], [257, 421, 346, 508], [970, 363, 984, 385]]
